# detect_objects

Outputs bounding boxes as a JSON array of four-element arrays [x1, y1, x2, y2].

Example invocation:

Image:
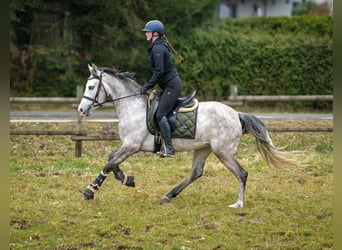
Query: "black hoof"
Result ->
[[80, 188, 94, 200], [125, 176, 135, 187], [160, 196, 171, 205]]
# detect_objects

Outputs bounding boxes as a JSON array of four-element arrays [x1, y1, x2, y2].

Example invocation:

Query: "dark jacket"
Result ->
[[145, 38, 179, 89]]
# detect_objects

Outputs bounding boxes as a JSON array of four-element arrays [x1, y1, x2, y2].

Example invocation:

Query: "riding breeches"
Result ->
[[155, 76, 182, 122]]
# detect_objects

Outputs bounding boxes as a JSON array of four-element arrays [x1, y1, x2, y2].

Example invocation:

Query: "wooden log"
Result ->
[[268, 127, 333, 132], [10, 130, 86, 135], [229, 95, 333, 101], [71, 135, 119, 141], [10, 97, 80, 103]]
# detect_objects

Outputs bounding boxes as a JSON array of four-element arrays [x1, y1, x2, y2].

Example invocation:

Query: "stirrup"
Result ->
[[156, 149, 174, 158]]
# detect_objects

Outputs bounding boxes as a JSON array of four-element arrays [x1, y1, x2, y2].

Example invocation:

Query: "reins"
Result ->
[[82, 72, 142, 107]]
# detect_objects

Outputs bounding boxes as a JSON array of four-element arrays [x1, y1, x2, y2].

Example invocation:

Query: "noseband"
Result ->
[[82, 72, 141, 107]]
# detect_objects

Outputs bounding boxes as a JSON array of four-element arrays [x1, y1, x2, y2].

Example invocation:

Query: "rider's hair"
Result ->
[[161, 34, 184, 64]]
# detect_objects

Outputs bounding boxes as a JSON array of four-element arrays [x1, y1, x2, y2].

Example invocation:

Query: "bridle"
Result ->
[[82, 71, 141, 107]]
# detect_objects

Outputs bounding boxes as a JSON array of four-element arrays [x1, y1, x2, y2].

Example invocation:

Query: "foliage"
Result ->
[[11, 43, 82, 97], [219, 15, 333, 37], [175, 16, 332, 108], [292, 1, 317, 16], [178, 28, 332, 95], [10, 0, 44, 70], [10, 0, 217, 96], [10, 0, 42, 23], [10, 1, 333, 110]]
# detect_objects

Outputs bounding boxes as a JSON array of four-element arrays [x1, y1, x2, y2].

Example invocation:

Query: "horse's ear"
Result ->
[[88, 63, 99, 76], [91, 63, 99, 76]]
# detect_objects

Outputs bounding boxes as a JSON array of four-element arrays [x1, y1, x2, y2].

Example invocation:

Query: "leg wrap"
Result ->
[[122, 175, 135, 187], [112, 165, 125, 182], [111, 165, 135, 187], [90, 171, 108, 190]]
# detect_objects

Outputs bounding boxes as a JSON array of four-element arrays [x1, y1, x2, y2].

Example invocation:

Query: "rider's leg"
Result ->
[[157, 115, 174, 157], [155, 78, 181, 157]]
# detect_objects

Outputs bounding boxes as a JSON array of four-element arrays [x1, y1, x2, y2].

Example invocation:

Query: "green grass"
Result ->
[[10, 120, 333, 249]]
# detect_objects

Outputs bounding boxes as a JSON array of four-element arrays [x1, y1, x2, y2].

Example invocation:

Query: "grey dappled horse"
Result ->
[[78, 63, 296, 208]]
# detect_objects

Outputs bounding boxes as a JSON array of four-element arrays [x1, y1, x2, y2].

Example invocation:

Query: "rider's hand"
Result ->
[[140, 84, 150, 94]]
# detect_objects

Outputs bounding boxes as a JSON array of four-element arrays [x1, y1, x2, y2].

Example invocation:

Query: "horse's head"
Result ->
[[78, 63, 109, 117]]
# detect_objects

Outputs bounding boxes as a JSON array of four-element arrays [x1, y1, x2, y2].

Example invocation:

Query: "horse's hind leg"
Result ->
[[214, 153, 248, 208], [108, 150, 135, 187], [161, 147, 211, 204]]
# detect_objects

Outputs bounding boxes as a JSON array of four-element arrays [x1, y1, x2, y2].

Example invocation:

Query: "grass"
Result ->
[[10, 119, 333, 249]]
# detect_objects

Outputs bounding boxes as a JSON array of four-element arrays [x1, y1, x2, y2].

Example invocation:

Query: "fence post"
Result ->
[[230, 85, 238, 100], [75, 87, 83, 157], [75, 140, 82, 157], [76, 85, 84, 99], [74, 111, 83, 157]]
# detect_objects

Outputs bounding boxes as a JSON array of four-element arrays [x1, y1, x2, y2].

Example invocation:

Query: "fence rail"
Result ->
[[228, 95, 333, 102], [10, 94, 333, 157], [10, 123, 333, 157], [10, 97, 80, 103], [10, 94, 333, 105], [10, 130, 86, 136]]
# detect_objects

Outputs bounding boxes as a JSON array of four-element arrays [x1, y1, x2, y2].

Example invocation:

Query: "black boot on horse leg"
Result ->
[[81, 171, 108, 200], [112, 165, 135, 187], [157, 116, 174, 157], [109, 151, 135, 187]]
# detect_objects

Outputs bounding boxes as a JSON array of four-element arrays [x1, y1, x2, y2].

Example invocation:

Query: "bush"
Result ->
[[174, 16, 332, 104], [10, 12, 332, 111]]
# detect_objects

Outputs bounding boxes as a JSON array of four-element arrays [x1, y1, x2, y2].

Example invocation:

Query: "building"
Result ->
[[217, 0, 333, 18]]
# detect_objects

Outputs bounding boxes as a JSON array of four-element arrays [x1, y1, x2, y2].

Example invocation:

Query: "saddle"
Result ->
[[146, 90, 199, 142]]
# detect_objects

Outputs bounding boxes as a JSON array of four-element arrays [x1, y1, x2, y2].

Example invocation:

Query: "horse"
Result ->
[[78, 63, 297, 208]]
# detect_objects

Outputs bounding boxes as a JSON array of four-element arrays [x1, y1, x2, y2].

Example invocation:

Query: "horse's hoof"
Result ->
[[160, 196, 171, 205], [80, 188, 94, 200], [228, 202, 243, 208]]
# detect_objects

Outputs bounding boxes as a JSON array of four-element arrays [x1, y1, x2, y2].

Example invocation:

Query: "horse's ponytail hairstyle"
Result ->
[[161, 34, 184, 64]]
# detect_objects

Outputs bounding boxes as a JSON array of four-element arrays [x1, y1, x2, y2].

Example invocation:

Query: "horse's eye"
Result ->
[[88, 86, 95, 90]]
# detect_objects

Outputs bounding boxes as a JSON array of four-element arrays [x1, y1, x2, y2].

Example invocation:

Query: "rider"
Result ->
[[140, 20, 184, 157]]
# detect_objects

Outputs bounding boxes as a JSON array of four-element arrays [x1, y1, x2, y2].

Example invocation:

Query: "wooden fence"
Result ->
[[10, 117, 333, 157], [10, 94, 333, 157], [10, 93, 333, 105], [10, 120, 120, 157]]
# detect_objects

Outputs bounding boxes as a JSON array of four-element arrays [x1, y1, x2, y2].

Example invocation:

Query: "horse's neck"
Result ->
[[106, 77, 146, 120], [115, 97, 146, 115]]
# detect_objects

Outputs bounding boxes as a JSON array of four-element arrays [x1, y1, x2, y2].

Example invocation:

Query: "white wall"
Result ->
[[236, 1, 294, 18], [218, 0, 333, 18]]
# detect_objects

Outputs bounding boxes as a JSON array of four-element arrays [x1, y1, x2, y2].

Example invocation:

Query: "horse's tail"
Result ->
[[238, 112, 299, 168]]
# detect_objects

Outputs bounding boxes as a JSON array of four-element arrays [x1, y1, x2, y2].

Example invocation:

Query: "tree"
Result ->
[[10, 0, 217, 96]]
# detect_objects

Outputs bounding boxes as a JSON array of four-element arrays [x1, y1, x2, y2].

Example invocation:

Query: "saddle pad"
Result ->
[[146, 93, 198, 139], [171, 107, 198, 139]]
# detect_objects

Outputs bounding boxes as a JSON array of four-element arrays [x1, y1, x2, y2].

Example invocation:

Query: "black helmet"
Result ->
[[142, 20, 164, 35]]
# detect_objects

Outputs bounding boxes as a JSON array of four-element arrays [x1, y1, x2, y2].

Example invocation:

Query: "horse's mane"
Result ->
[[101, 67, 136, 81]]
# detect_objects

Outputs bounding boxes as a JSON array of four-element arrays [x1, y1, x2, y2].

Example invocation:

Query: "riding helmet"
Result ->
[[142, 20, 164, 35]]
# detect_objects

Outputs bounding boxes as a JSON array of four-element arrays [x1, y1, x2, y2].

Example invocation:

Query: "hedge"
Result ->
[[173, 16, 332, 102], [11, 15, 333, 110]]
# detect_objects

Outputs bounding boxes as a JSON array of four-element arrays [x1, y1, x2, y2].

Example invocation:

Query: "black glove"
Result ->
[[140, 84, 150, 94]]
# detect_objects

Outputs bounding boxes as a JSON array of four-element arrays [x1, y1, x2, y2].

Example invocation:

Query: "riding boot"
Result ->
[[157, 116, 174, 157]]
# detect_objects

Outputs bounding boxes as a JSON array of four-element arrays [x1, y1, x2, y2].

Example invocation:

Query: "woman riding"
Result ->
[[140, 20, 184, 157]]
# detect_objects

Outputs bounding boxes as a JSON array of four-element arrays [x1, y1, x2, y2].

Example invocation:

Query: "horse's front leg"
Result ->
[[80, 145, 139, 200]]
